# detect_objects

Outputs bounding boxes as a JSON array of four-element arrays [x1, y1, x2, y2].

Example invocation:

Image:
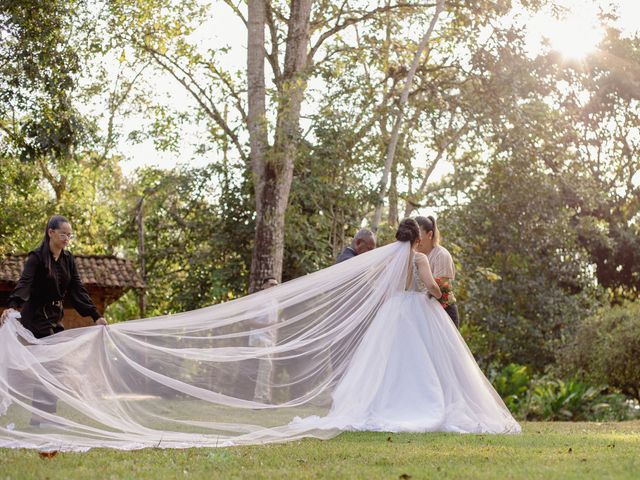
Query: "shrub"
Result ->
[[590, 393, 640, 422], [526, 377, 603, 421], [490, 363, 531, 413], [490, 364, 640, 421], [558, 302, 640, 401]]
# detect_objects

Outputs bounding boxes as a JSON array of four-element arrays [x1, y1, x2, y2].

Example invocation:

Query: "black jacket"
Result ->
[[8, 248, 101, 337], [335, 247, 357, 264]]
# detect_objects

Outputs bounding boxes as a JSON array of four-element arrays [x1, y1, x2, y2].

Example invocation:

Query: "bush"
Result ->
[[526, 377, 603, 421], [490, 363, 531, 413], [525, 377, 640, 422], [590, 393, 640, 422], [490, 364, 640, 421], [558, 302, 640, 402]]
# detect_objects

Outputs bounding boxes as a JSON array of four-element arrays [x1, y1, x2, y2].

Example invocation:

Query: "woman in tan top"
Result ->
[[415, 215, 459, 328]]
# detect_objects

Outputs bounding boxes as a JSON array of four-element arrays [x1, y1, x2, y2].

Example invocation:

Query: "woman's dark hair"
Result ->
[[395, 218, 421, 243], [38, 215, 70, 277], [415, 215, 440, 246]]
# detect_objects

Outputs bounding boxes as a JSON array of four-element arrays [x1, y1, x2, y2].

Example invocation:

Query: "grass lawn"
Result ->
[[1, 421, 639, 479]]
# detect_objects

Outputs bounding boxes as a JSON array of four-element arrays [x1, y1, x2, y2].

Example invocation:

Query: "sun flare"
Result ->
[[546, 16, 605, 59], [527, 1, 607, 60]]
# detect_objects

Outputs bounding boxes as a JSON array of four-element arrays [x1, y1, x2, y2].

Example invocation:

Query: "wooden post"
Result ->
[[136, 196, 146, 318]]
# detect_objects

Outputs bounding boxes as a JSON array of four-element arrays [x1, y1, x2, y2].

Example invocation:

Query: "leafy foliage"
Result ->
[[1, 1, 639, 397], [114, 164, 254, 317], [558, 302, 640, 401], [527, 378, 604, 421], [445, 155, 601, 370], [490, 363, 531, 413], [490, 364, 640, 421]]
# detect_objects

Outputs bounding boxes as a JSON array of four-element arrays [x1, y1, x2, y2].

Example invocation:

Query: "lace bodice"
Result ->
[[407, 253, 428, 293]]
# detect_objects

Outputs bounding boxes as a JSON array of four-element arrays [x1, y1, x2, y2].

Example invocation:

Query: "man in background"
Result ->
[[336, 229, 376, 263]]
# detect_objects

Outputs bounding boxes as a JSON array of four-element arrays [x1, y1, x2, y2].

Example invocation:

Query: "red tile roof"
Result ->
[[0, 255, 144, 290]]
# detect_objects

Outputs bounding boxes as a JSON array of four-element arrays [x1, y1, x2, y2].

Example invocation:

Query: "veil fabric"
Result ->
[[0, 242, 413, 451]]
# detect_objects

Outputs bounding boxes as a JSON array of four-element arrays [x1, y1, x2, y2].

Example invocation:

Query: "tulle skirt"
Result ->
[[292, 292, 521, 434]]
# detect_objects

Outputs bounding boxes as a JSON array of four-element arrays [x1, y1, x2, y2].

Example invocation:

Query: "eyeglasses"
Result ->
[[56, 231, 74, 240]]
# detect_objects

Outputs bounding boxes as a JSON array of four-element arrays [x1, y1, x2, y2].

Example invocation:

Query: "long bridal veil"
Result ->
[[0, 242, 415, 451]]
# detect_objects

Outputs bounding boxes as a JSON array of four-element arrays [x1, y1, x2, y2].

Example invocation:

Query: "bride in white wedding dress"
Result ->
[[0, 219, 518, 451], [290, 218, 520, 435]]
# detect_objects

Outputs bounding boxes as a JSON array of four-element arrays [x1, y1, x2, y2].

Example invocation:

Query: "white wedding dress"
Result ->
[[291, 253, 521, 434], [0, 243, 518, 451]]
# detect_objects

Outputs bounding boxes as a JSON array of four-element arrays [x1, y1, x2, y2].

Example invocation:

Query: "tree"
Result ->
[[371, 0, 445, 230], [0, 0, 136, 255], [0, 0, 85, 202], [246, 0, 313, 291], [445, 154, 601, 371], [110, 0, 456, 291], [431, 20, 640, 369], [113, 164, 254, 317], [553, 30, 640, 300]]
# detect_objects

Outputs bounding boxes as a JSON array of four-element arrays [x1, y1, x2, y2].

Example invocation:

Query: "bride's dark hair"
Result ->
[[395, 218, 420, 243]]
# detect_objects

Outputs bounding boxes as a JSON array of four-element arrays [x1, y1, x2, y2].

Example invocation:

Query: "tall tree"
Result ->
[[110, 0, 452, 291], [0, 0, 84, 202], [0, 0, 144, 255], [371, 0, 444, 230], [247, 0, 313, 290]]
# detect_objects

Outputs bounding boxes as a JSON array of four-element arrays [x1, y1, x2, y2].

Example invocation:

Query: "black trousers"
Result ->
[[445, 304, 460, 329], [29, 324, 63, 419]]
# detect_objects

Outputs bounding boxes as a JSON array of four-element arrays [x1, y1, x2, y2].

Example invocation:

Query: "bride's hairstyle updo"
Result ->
[[395, 218, 420, 243]]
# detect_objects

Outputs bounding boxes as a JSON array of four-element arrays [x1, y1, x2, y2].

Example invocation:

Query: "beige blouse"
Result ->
[[427, 245, 456, 280]]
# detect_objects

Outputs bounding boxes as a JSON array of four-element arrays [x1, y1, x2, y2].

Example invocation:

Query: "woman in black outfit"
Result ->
[[0, 215, 107, 425]]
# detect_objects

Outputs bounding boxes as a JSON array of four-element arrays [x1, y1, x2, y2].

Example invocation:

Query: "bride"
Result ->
[[0, 219, 518, 451], [290, 218, 520, 435]]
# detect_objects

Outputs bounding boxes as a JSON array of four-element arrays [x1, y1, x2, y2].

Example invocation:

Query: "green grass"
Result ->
[[1, 421, 639, 479]]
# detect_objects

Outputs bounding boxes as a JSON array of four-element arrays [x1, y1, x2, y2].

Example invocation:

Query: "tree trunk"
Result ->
[[248, 0, 313, 292], [388, 161, 399, 226], [136, 196, 146, 318], [247, 0, 268, 209], [371, 0, 445, 231], [247, 0, 269, 292]]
